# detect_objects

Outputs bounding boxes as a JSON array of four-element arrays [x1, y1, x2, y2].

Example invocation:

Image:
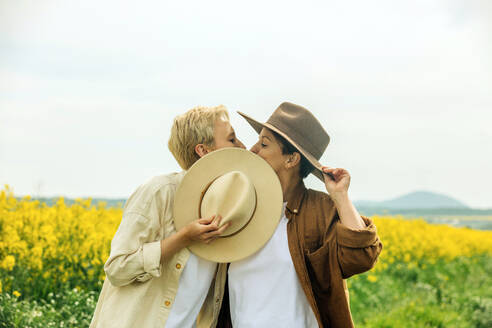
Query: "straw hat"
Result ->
[[238, 102, 330, 181], [173, 148, 283, 263]]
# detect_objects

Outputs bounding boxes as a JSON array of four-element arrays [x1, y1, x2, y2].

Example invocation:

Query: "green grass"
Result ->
[[349, 255, 492, 328], [0, 289, 98, 328], [0, 256, 490, 327]]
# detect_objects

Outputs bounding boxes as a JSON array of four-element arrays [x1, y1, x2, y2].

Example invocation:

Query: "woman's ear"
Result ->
[[195, 144, 210, 158], [285, 152, 301, 169]]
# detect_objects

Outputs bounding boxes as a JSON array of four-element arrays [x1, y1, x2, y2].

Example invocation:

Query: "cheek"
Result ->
[[257, 148, 283, 171], [213, 138, 230, 149]]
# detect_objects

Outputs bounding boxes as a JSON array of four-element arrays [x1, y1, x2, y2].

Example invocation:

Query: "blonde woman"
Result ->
[[90, 105, 245, 328]]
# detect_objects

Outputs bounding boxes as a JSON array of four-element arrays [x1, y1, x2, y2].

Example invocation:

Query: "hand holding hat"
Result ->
[[322, 166, 351, 200], [180, 214, 230, 245]]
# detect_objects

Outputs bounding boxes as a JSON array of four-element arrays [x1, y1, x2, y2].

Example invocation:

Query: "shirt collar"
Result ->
[[285, 181, 308, 217]]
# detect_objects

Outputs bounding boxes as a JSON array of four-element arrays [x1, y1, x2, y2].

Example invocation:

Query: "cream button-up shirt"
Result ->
[[90, 171, 227, 328]]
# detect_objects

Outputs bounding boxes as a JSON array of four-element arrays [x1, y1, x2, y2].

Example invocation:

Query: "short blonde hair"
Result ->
[[168, 105, 229, 170]]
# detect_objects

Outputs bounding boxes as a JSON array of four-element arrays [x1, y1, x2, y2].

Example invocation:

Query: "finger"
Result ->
[[322, 169, 335, 179], [202, 224, 229, 239], [198, 215, 216, 225], [212, 215, 223, 226], [323, 173, 335, 182], [333, 170, 349, 181], [322, 166, 335, 173], [333, 167, 348, 175], [203, 228, 223, 238], [322, 168, 336, 178], [200, 223, 220, 233], [216, 222, 231, 234], [333, 168, 348, 178], [202, 231, 218, 240]]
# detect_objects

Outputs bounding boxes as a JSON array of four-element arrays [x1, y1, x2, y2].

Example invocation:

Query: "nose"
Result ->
[[250, 143, 259, 154]]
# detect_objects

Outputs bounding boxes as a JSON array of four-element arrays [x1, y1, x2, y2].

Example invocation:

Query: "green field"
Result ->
[[1, 256, 491, 328], [350, 256, 492, 327]]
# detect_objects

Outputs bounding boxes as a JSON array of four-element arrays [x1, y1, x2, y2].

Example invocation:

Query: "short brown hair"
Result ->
[[271, 130, 314, 179], [168, 105, 229, 170]]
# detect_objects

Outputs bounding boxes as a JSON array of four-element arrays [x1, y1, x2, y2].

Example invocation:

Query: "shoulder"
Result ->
[[143, 171, 185, 193], [305, 188, 335, 207], [124, 171, 186, 214], [302, 189, 338, 221], [134, 171, 185, 198]]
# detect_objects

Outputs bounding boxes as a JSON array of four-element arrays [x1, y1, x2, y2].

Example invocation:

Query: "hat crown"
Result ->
[[267, 102, 329, 160], [200, 171, 256, 237]]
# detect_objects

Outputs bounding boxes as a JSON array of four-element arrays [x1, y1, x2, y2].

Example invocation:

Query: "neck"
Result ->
[[279, 172, 303, 202]]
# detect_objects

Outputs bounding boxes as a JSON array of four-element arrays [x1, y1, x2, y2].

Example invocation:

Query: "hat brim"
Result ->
[[237, 111, 327, 182], [173, 148, 283, 263]]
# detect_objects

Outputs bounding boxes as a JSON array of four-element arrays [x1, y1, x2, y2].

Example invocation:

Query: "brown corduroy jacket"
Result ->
[[218, 182, 383, 328]]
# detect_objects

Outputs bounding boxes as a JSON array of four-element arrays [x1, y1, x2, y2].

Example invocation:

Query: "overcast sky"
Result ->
[[1, 0, 491, 208]]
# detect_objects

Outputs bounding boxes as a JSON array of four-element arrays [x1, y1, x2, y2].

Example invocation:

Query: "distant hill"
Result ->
[[354, 191, 492, 219], [355, 191, 469, 210]]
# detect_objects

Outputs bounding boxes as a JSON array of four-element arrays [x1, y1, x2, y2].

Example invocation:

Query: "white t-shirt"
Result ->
[[165, 253, 217, 328], [228, 203, 318, 328]]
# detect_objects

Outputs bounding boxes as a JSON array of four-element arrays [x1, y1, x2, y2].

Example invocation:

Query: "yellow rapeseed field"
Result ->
[[371, 215, 492, 271], [1, 186, 491, 296]]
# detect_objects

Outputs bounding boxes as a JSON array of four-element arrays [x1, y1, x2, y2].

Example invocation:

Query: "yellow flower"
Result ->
[[1, 186, 491, 298], [1, 255, 16, 271], [13, 290, 21, 297]]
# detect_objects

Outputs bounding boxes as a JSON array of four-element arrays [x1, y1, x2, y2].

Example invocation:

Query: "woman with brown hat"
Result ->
[[223, 102, 383, 328]]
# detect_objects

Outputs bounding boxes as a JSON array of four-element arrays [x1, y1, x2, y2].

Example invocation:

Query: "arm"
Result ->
[[104, 210, 163, 287], [334, 215, 382, 278], [321, 166, 365, 229], [321, 166, 382, 278], [104, 183, 227, 287]]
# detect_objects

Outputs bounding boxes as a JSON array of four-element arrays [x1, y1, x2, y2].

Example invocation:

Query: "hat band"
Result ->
[[198, 177, 258, 239]]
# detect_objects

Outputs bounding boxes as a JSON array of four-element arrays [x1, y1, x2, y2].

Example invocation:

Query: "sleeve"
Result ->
[[336, 216, 383, 279], [103, 185, 172, 287]]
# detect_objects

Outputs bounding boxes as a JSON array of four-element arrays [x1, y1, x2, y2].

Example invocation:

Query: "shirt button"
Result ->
[[293, 209, 298, 213], [164, 300, 171, 307], [176, 263, 182, 269]]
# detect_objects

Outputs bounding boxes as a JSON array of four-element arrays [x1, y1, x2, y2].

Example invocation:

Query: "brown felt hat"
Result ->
[[238, 102, 330, 181]]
